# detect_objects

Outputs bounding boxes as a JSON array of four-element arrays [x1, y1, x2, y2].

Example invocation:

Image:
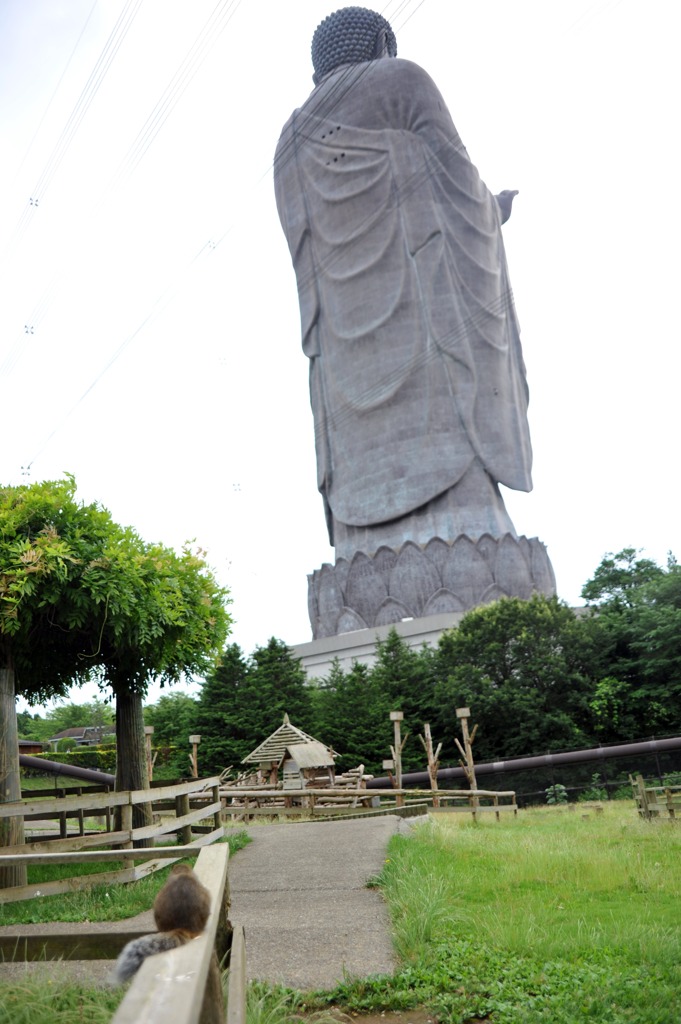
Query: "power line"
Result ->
[[8, 0, 99, 194], [3, 0, 241, 385], [5, 0, 144, 259], [21, 0, 430, 469]]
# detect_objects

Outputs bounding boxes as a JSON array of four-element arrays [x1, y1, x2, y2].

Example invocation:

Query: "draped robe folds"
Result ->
[[274, 58, 532, 547]]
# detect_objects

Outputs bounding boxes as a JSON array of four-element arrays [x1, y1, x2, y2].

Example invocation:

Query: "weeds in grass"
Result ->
[[243, 981, 342, 1024], [0, 976, 123, 1024], [245, 982, 305, 1024]]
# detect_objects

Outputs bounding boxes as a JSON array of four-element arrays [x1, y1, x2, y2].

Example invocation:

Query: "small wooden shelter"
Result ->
[[242, 714, 337, 788]]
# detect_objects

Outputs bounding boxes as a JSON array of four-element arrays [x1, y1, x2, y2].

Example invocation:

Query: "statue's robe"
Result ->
[[274, 58, 532, 545]]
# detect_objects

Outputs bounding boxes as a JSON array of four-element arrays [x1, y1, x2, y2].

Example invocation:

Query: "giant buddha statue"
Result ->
[[274, 7, 555, 638]]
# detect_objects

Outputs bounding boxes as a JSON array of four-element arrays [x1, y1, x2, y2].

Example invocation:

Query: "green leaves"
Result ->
[[0, 476, 232, 701]]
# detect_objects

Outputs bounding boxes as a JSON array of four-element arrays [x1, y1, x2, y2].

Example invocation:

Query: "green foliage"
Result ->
[[55, 737, 77, 752], [0, 475, 232, 701], [195, 640, 313, 775], [433, 596, 598, 761], [369, 630, 439, 771], [30, 746, 118, 773], [144, 691, 198, 745], [578, 773, 608, 802], [581, 547, 666, 608], [312, 659, 389, 773], [15, 709, 50, 741], [582, 549, 681, 739], [545, 783, 568, 805]]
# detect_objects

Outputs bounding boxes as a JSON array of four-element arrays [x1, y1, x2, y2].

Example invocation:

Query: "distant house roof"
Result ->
[[50, 727, 90, 740], [49, 725, 115, 742], [242, 713, 334, 765]]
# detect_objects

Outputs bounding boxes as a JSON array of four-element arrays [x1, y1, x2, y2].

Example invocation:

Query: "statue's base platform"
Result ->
[[307, 533, 556, 640], [292, 609, 464, 682]]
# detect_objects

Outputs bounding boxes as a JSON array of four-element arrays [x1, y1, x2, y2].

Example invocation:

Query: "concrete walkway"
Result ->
[[227, 816, 400, 990]]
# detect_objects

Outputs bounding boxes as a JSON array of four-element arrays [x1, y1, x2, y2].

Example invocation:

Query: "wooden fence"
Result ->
[[0, 776, 223, 903], [220, 785, 517, 821], [0, 843, 246, 1024], [631, 774, 681, 820]]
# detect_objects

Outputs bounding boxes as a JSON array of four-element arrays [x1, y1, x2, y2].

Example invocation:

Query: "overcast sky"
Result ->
[[2, 1, 679, 709]]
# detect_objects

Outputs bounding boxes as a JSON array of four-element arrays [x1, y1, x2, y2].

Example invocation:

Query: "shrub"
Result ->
[[545, 783, 568, 805]]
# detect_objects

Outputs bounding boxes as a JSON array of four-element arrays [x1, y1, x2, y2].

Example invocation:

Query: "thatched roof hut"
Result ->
[[242, 714, 337, 787]]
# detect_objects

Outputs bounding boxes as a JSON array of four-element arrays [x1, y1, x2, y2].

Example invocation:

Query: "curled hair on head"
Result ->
[[311, 6, 397, 84]]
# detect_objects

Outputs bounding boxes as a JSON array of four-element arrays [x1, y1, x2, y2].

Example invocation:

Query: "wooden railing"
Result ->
[[0, 776, 223, 903], [631, 774, 681, 820], [112, 843, 245, 1024], [0, 843, 246, 1024], [220, 785, 517, 820]]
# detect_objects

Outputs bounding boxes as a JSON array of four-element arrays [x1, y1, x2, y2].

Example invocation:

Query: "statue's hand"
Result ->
[[496, 189, 519, 224]]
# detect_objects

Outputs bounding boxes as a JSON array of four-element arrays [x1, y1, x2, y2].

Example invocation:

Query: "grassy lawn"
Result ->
[[0, 831, 250, 926], [310, 801, 681, 1023], [2, 804, 680, 1022]]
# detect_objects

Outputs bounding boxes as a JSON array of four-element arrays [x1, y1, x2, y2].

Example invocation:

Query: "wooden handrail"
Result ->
[[0, 776, 222, 819], [112, 843, 240, 1024], [221, 786, 516, 799]]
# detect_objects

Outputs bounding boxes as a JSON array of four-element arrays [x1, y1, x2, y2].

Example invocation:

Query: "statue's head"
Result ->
[[311, 7, 397, 84]]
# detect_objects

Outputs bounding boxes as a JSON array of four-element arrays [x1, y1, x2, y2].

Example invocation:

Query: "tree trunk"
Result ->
[[0, 666, 27, 887], [115, 689, 153, 848]]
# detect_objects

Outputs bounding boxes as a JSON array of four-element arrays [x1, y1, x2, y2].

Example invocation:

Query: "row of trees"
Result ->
[[135, 549, 681, 778]]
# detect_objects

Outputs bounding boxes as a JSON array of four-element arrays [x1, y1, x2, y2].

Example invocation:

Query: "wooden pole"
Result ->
[[0, 667, 27, 888], [144, 726, 154, 783], [390, 711, 406, 808], [419, 723, 442, 808], [455, 707, 479, 821], [189, 735, 201, 779]]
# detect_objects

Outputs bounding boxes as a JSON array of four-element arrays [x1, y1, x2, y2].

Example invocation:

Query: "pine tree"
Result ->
[[194, 644, 252, 774], [369, 629, 439, 771], [195, 638, 314, 775]]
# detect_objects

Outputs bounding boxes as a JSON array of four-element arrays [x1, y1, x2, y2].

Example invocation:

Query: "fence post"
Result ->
[[144, 726, 155, 782], [176, 792, 192, 845], [455, 707, 479, 821], [189, 735, 201, 779], [211, 784, 222, 830], [121, 801, 133, 848], [390, 711, 406, 809]]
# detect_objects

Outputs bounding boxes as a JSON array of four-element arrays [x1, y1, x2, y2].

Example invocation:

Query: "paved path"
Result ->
[[0, 815, 403, 992], [227, 816, 400, 990]]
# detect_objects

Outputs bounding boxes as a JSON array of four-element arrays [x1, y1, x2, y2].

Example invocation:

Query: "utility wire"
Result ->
[[5, 0, 144, 258], [7, 0, 99, 194], [22, 0, 431, 469], [3, 0, 241, 384]]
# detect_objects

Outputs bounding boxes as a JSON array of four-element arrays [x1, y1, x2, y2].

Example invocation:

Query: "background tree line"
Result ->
[[17, 547, 681, 781]]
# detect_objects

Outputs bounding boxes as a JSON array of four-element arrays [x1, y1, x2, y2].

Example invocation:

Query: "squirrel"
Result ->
[[112, 864, 212, 984]]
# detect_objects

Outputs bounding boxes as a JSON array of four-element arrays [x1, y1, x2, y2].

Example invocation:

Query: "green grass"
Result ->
[[308, 802, 681, 1023], [3, 805, 680, 1023], [0, 831, 251, 926], [20, 775, 103, 792], [0, 976, 124, 1024]]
